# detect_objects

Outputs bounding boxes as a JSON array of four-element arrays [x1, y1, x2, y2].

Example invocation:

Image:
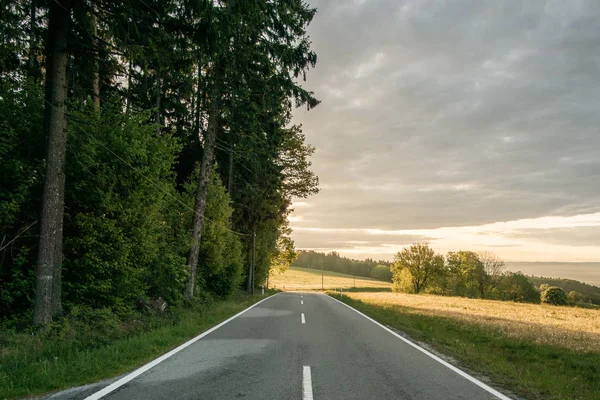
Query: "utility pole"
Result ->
[[251, 230, 256, 295]]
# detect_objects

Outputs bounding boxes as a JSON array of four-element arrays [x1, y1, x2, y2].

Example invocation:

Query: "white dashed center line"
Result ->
[[301, 300, 304, 305], [303, 366, 313, 400], [301, 313, 306, 324]]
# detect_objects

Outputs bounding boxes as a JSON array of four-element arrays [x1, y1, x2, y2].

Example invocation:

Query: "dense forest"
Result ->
[[529, 277, 600, 306], [1, 0, 319, 327], [294, 250, 392, 281]]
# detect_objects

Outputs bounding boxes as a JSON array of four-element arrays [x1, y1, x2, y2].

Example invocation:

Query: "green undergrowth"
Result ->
[[0, 291, 275, 399], [330, 293, 600, 400]]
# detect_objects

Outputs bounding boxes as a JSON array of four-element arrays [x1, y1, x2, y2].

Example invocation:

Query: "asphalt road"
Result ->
[[51, 292, 509, 400]]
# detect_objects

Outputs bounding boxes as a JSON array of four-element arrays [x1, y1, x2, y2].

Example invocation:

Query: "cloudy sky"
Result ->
[[290, 0, 600, 262]]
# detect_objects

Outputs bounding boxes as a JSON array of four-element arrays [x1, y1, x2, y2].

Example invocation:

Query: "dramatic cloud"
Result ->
[[291, 0, 600, 262]]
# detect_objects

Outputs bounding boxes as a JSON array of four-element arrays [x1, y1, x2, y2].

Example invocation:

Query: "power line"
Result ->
[[0, 221, 37, 253], [213, 146, 263, 195], [214, 143, 254, 175]]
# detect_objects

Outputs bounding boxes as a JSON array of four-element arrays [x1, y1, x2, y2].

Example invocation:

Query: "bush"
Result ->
[[392, 268, 415, 293], [541, 286, 568, 306], [567, 290, 590, 305]]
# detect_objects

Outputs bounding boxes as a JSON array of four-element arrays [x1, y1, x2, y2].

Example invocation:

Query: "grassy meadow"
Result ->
[[346, 292, 600, 352], [269, 266, 391, 291]]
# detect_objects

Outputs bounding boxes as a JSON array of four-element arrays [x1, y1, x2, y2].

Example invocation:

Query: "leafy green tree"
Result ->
[[271, 237, 297, 275], [392, 243, 444, 294], [497, 272, 540, 303], [446, 251, 485, 298], [541, 286, 568, 306]]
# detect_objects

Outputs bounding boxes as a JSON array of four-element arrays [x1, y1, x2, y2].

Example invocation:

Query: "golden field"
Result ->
[[269, 266, 391, 291], [344, 291, 600, 352]]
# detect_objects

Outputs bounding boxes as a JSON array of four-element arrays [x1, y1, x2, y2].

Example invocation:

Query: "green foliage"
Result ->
[[541, 286, 568, 306], [0, 293, 271, 399], [392, 268, 415, 293], [62, 102, 182, 312], [188, 168, 245, 299], [392, 243, 444, 294], [205, 233, 245, 299], [0, 79, 45, 319], [294, 250, 388, 278], [567, 290, 589, 304], [497, 272, 540, 303], [1, 0, 320, 325], [271, 236, 297, 275], [371, 265, 393, 282], [445, 251, 485, 298]]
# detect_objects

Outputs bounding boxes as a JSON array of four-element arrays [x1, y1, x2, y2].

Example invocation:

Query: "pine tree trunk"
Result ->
[[126, 58, 132, 114], [34, 0, 70, 325], [189, 79, 196, 134], [155, 70, 161, 131], [194, 67, 201, 139], [91, 12, 100, 112], [185, 68, 222, 301], [27, 0, 37, 78], [227, 139, 234, 195]]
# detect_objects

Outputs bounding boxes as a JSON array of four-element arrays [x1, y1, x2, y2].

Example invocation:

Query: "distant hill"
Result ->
[[505, 262, 600, 286], [528, 276, 600, 305]]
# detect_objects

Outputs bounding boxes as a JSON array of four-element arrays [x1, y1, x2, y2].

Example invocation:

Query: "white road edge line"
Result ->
[[327, 295, 511, 400], [83, 293, 280, 400], [303, 366, 314, 400], [301, 313, 306, 324]]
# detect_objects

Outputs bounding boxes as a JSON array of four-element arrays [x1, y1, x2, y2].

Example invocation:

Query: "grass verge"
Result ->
[[0, 291, 275, 399], [330, 292, 600, 400]]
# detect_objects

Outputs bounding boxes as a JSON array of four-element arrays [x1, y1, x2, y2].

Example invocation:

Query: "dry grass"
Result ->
[[346, 292, 600, 353], [269, 266, 391, 291]]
